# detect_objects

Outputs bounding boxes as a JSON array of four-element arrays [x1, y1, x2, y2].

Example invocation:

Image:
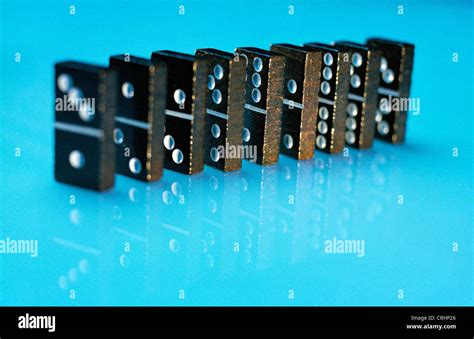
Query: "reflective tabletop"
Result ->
[[0, 0, 472, 306]]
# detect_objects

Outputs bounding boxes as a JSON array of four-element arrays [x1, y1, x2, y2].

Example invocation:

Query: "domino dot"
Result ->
[[319, 106, 329, 120], [251, 88, 261, 103], [317, 121, 328, 134], [169, 239, 180, 252], [163, 135, 175, 150], [211, 123, 221, 138], [210, 147, 220, 162], [78, 103, 95, 122], [316, 135, 327, 149], [128, 187, 137, 202], [162, 191, 173, 205], [207, 202, 217, 215], [283, 169, 291, 180], [382, 69, 395, 84], [252, 73, 261, 87], [347, 102, 358, 117], [68, 87, 83, 105], [253, 57, 263, 72], [209, 176, 219, 190], [207, 75, 216, 90], [206, 255, 215, 268], [346, 117, 357, 130], [201, 239, 209, 253], [375, 111, 383, 122], [321, 81, 331, 95], [352, 53, 363, 67], [172, 149, 184, 164], [283, 134, 293, 149], [350, 75, 361, 88], [121, 82, 135, 99], [345, 131, 356, 144], [173, 89, 186, 105], [113, 128, 124, 144], [287, 79, 297, 94], [206, 231, 216, 245], [214, 64, 224, 80], [242, 127, 251, 142], [129, 157, 142, 174], [171, 182, 182, 196], [323, 53, 333, 66], [323, 67, 332, 80], [314, 172, 324, 184], [377, 121, 390, 135], [380, 57, 388, 72], [57, 73, 73, 93], [212, 89, 222, 104], [69, 150, 85, 169]]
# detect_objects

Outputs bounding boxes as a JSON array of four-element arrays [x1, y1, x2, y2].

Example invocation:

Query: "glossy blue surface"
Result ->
[[0, 0, 472, 306]]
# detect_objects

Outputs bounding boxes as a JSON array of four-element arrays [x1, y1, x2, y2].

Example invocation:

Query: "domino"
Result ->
[[195, 49, 246, 172], [238, 165, 278, 268], [234, 47, 286, 165], [276, 157, 315, 262], [334, 41, 381, 149], [202, 171, 241, 275], [270, 43, 321, 160], [151, 51, 207, 175], [367, 38, 415, 143], [159, 172, 204, 280], [54, 61, 116, 191], [109, 55, 167, 182], [303, 43, 350, 154]]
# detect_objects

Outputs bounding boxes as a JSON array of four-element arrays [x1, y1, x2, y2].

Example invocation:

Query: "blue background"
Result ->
[[0, 0, 472, 306]]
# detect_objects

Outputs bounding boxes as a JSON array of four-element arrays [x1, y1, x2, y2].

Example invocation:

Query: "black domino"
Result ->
[[109, 55, 167, 182], [54, 61, 117, 191], [151, 51, 207, 175], [195, 48, 246, 172]]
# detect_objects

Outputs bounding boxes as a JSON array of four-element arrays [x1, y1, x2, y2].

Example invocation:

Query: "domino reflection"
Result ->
[[35, 148, 399, 305]]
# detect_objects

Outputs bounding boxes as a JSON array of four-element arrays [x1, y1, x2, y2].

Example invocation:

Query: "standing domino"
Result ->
[[303, 43, 350, 154], [109, 55, 167, 182], [151, 51, 207, 175], [334, 41, 381, 149], [195, 49, 246, 172], [234, 47, 286, 165], [367, 38, 415, 143], [54, 61, 117, 191], [270, 43, 321, 160]]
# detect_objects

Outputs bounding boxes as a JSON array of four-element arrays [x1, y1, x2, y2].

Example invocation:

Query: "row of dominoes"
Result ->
[[54, 38, 415, 191]]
